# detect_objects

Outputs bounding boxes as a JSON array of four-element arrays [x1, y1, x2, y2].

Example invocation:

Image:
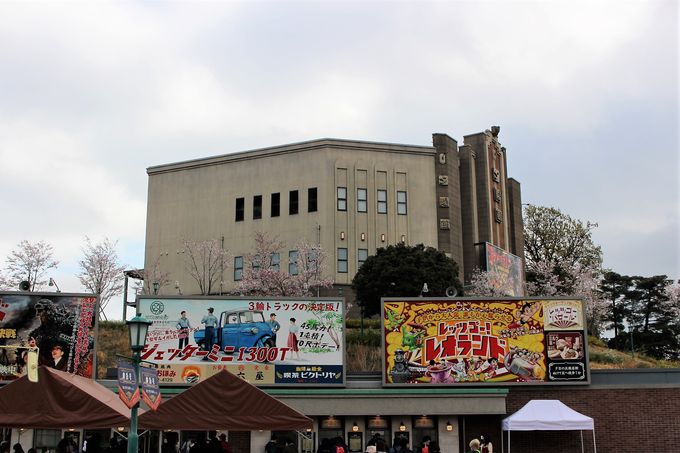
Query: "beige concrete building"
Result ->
[[144, 128, 524, 296]]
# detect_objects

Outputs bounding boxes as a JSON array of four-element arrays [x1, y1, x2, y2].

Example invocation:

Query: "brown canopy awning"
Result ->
[[0, 366, 132, 428], [139, 370, 312, 430]]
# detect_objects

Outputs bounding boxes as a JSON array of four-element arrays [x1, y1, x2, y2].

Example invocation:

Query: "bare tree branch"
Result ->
[[181, 238, 229, 295], [4, 240, 59, 291], [77, 237, 126, 320]]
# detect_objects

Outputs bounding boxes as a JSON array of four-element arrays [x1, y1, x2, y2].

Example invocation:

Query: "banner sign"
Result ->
[[0, 292, 98, 381], [382, 298, 588, 386], [485, 243, 525, 297], [137, 297, 345, 386], [117, 360, 139, 409], [140, 366, 161, 411]]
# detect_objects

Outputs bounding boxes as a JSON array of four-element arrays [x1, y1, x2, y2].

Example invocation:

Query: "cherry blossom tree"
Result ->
[[3, 240, 59, 291], [137, 254, 171, 295], [77, 237, 126, 320], [526, 260, 607, 335], [664, 280, 680, 317], [181, 239, 229, 295], [237, 232, 333, 297], [467, 267, 519, 297]]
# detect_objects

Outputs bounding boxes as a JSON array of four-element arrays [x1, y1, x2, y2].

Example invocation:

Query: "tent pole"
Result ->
[[593, 427, 597, 453], [508, 430, 511, 453], [501, 430, 504, 453], [580, 430, 584, 453]]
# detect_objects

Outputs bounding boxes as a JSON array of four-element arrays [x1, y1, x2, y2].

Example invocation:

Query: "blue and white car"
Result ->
[[194, 309, 275, 351]]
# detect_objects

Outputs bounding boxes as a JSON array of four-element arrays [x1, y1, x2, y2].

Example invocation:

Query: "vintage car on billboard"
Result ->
[[194, 309, 275, 350]]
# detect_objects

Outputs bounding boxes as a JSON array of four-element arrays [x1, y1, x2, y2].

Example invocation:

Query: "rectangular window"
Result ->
[[397, 191, 407, 215], [235, 197, 245, 222], [271, 252, 280, 271], [358, 248, 368, 268], [377, 189, 387, 214], [308, 187, 318, 212], [337, 187, 347, 211], [251, 255, 261, 271], [271, 192, 280, 217], [34, 430, 61, 451], [289, 190, 299, 215], [234, 256, 243, 281], [289, 250, 298, 275], [357, 188, 367, 213], [253, 195, 262, 219], [337, 248, 348, 273]]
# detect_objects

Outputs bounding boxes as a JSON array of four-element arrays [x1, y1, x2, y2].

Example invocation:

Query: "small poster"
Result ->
[[117, 360, 139, 409], [140, 366, 161, 411]]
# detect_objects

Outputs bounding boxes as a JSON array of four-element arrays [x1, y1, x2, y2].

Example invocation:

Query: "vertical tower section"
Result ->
[[460, 126, 520, 283], [432, 133, 465, 280]]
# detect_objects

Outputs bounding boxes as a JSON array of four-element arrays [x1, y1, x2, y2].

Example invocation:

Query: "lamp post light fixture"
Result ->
[[399, 421, 406, 432], [48, 278, 61, 292], [446, 421, 453, 431], [126, 315, 152, 453]]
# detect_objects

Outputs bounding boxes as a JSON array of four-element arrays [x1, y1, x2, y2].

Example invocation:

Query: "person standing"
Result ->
[[479, 434, 493, 453], [466, 439, 480, 453], [201, 308, 218, 351], [287, 318, 300, 360], [176, 311, 192, 354], [268, 313, 280, 346]]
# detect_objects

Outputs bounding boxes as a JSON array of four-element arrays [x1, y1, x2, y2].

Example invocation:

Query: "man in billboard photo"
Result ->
[[176, 310, 192, 354], [50, 344, 68, 371], [268, 313, 280, 346], [201, 307, 218, 352]]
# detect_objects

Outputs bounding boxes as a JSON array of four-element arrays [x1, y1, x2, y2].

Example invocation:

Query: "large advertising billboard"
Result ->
[[0, 292, 98, 381], [485, 242, 525, 297], [137, 296, 345, 386], [382, 298, 588, 386]]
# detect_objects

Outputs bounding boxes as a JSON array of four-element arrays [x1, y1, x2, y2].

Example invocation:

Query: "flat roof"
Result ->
[[147, 138, 436, 175]]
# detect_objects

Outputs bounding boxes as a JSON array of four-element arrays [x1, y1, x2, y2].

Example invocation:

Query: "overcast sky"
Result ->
[[0, 1, 677, 320]]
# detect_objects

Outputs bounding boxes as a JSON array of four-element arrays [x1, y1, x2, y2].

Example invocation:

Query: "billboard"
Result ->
[[485, 242, 525, 297], [0, 292, 98, 381], [382, 298, 588, 386], [137, 296, 345, 386]]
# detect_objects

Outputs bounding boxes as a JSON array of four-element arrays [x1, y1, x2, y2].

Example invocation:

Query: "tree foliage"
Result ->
[[599, 271, 634, 338], [523, 205, 606, 334], [524, 205, 602, 272], [77, 237, 126, 320], [3, 240, 59, 291], [352, 243, 462, 317], [236, 232, 333, 297], [605, 275, 680, 360], [181, 238, 229, 295]]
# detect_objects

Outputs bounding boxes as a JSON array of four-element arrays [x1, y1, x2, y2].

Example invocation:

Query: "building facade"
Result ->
[[144, 128, 524, 296]]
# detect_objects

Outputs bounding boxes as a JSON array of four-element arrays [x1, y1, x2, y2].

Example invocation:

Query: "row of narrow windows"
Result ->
[[232, 248, 369, 280], [236, 188, 318, 222], [337, 187, 407, 214], [236, 188, 408, 221]]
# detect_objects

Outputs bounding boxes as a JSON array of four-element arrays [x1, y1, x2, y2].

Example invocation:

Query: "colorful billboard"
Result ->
[[0, 292, 98, 381], [382, 298, 588, 386], [137, 296, 345, 386], [485, 242, 525, 297]]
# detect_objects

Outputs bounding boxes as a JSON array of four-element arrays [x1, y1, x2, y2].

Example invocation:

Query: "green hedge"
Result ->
[[345, 329, 382, 347], [345, 318, 381, 329]]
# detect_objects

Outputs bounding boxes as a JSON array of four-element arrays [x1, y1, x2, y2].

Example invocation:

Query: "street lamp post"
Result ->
[[126, 315, 152, 453]]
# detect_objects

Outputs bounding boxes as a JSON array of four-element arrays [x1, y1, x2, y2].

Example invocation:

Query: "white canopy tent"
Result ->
[[501, 400, 597, 453]]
